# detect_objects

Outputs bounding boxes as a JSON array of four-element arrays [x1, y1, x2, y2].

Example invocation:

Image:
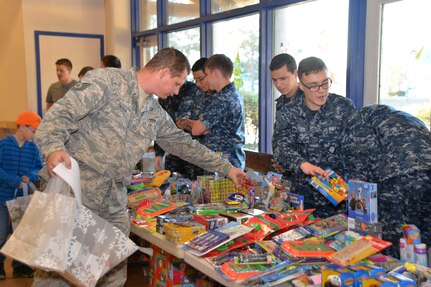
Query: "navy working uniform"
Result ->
[[275, 88, 303, 114], [154, 81, 205, 179], [199, 82, 246, 170], [33, 68, 235, 286], [272, 93, 355, 218], [341, 104, 431, 257]]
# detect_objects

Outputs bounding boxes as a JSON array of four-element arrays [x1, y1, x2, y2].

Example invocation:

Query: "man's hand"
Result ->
[[155, 155, 163, 171], [271, 159, 285, 173], [47, 150, 71, 177], [300, 162, 329, 180], [228, 167, 247, 188], [175, 118, 188, 130]]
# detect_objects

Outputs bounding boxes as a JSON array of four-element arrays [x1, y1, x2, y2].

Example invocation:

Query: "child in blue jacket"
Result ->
[[0, 111, 43, 279]]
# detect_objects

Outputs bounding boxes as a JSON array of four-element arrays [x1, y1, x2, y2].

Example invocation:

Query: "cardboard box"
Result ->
[[193, 214, 229, 231], [163, 222, 206, 237], [348, 180, 378, 223]]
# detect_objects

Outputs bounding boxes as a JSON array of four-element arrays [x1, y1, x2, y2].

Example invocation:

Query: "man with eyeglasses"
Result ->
[[154, 57, 212, 179], [187, 54, 246, 170], [272, 56, 355, 218]]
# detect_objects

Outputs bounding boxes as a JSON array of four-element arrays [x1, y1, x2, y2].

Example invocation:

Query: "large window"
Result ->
[[139, 0, 157, 30], [379, 0, 431, 128], [167, 0, 200, 24], [131, 0, 366, 152], [167, 27, 201, 78], [213, 14, 260, 150]]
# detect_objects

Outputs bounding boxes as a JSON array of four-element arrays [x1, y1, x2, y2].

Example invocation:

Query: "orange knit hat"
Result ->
[[16, 111, 42, 129]]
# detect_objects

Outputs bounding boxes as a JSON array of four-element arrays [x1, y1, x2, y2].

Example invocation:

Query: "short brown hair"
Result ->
[[56, 58, 73, 71], [205, 54, 233, 79], [145, 47, 190, 77]]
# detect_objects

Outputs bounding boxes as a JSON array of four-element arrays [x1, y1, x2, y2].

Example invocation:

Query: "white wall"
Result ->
[[21, 0, 132, 113]]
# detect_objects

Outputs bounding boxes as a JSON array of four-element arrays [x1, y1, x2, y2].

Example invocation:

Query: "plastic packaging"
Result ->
[[414, 243, 428, 267], [400, 238, 407, 261]]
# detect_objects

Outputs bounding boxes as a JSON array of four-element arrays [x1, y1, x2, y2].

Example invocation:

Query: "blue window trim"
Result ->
[[130, 0, 367, 152], [34, 31, 104, 116]]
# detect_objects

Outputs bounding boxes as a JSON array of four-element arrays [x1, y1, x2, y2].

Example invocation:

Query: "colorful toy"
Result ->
[[348, 180, 378, 223], [309, 168, 348, 206]]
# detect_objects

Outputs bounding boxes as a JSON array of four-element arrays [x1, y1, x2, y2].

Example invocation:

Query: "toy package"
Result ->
[[348, 180, 378, 223], [304, 213, 348, 238], [136, 200, 176, 217], [281, 239, 335, 258], [309, 168, 348, 206], [127, 188, 162, 209], [183, 222, 253, 256], [328, 235, 392, 266]]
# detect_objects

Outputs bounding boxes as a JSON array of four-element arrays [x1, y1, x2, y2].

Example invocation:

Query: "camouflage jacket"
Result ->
[[272, 93, 356, 176], [199, 82, 246, 169], [341, 104, 431, 182], [35, 68, 232, 212]]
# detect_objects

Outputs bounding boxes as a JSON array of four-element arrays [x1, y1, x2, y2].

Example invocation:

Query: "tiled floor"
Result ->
[[0, 256, 150, 287]]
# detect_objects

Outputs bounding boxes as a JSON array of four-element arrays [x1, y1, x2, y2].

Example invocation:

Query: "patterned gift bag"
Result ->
[[1, 158, 151, 287]]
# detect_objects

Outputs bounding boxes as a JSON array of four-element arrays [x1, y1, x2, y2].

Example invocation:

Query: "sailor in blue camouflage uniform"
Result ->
[[33, 48, 246, 287], [270, 53, 302, 114], [269, 53, 304, 177], [188, 54, 246, 170], [272, 56, 355, 218], [341, 104, 431, 258], [154, 81, 199, 177]]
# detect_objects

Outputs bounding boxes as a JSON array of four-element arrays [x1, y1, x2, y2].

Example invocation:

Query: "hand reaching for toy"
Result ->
[[300, 162, 329, 180], [228, 167, 248, 188]]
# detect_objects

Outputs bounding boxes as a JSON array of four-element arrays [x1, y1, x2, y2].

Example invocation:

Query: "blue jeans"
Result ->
[[0, 203, 24, 269]]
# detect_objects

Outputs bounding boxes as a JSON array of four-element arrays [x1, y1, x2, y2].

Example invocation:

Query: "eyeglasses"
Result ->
[[25, 126, 36, 134], [193, 75, 206, 84], [301, 78, 332, 93]]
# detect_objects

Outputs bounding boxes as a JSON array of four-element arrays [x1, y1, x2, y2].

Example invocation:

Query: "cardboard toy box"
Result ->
[[163, 222, 206, 237], [193, 214, 229, 231], [348, 180, 378, 223], [403, 224, 421, 244]]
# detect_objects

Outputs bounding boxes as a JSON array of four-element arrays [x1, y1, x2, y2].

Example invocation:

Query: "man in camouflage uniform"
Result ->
[[272, 56, 355, 218], [270, 53, 302, 114], [341, 104, 431, 257], [153, 81, 199, 177], [187, 54, 246, 170], [33, 48, 246, 286], [269, 53, 304, 176]]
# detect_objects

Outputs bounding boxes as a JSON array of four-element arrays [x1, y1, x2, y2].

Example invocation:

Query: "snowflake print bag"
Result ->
[[1, 168, 77, 272], [1, 158, 151, 287]]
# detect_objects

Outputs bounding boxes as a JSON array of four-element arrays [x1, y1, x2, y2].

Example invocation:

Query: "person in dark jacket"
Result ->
[[342, 104, 431, 257], [0, 111, 43, 279]]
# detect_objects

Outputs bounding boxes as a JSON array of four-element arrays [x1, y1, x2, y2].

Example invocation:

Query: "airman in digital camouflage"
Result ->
[[272, 56, 355, 218], [187, 54, 246, 170], [33, 48, 246, 286], [341, 104, 431, 258]]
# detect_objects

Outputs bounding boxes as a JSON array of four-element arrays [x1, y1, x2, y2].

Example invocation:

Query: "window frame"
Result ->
[[130, 0, 366, 153]]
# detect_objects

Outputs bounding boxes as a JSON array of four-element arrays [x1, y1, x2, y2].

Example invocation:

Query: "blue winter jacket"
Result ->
[[0, 135, 43, 204]]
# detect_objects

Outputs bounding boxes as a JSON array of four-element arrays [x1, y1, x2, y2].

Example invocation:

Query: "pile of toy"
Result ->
[[126, 169, 431, 287]]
